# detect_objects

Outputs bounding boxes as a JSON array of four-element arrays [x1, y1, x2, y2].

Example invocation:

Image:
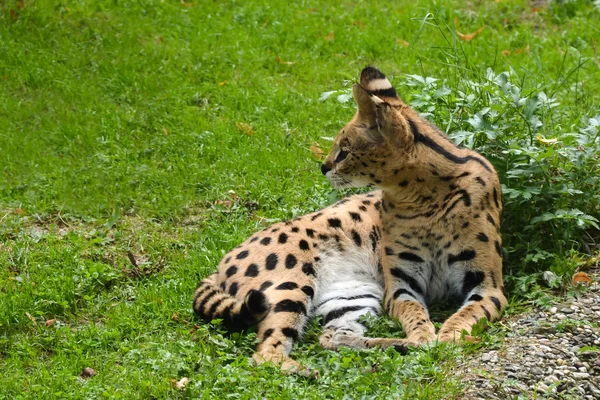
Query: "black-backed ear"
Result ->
[[359, 67, 401, 105]]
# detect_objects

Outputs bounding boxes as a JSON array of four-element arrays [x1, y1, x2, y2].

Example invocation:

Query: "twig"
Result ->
[[592, 38, 600, 70]]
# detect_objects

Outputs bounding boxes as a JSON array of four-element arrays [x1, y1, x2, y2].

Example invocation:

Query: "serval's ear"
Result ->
[[359, 66, 402, 107], [352, 67, 413, 148]]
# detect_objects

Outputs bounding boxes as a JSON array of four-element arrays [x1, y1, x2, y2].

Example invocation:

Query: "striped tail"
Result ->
[[359, 66, 403, 106], [192, 273, 270, 331]]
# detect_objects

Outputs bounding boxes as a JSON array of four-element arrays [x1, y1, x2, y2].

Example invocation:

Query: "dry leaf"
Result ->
[[457, 25, 485, 41], [572, 272, 591, 285], [324, 31, 334, 41], [236, 122, 254, 136], [501, 50, 512, 57], [215, 199, 232, 208], [453, 18, 485, 41], [228, 190, 238, 200], [276, 56, 295, 65], [10, 8, 17, 19], [25, 312, 37, 325], [162, 127, 169, 135], [127, 251, 138, 268], [514, 45, 530, 55], [352, 20, 366, 28], [218, 81, 227, 87], [397, 39, 410, 47], [14, 208, 23, 215], [463, 335, 482, 343], [310, 142, 324, 160], [171, 377, 189, 390], [180, 0, 193, 7], [45, 319, 56, 327], [80, 368, 96, 379], [17, 0, 26, 9]]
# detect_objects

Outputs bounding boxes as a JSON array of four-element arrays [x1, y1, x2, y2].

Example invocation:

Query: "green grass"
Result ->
[[1, 0, 599, 398]]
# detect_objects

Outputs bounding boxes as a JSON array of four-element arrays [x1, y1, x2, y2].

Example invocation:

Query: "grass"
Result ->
[[1, 0, 599, 398]]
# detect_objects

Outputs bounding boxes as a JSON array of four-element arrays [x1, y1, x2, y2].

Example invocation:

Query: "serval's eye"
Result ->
[[335, 149, 349, 163]]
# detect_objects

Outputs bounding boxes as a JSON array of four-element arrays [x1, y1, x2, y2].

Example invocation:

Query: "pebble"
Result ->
[[458, 268, 600, 400]]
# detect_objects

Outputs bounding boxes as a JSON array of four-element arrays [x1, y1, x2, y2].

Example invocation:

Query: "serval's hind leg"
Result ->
[[252, 292, 317, 378]]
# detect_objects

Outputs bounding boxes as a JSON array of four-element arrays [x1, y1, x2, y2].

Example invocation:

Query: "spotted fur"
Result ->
[[193, 67, 508, 376], [193, 192, 386, 376]]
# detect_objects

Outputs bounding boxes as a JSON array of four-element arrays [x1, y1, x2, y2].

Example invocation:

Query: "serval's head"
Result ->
[[322, 67, 416, 189]]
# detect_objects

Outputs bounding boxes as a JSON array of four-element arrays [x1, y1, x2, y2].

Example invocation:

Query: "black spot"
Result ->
[[369, 230, 378, 251], [228, 282, 239, 296], [462, 271, 485, 294], [501, 286, 508, 298], [398, 252, 424, 263], [220, 282, 226, 291], [327, 218, 342, 228], [299, 240, 309, 251], [374, 201, 381, 210], [245, 264, 259, 277], [263, 328, 274, 340], [260, 237, 272, 245], [494, 241, 502, 257], [385, 246, 395, 256], [278, 233, 288, 244], [349, 212, 362, 222], [468, 294, 483, 302], [250, 237, 259, 243], [271, 228, 279, 233], [285, 254, 297, 269], [359, 205, 368, 212], [301, 286, 314, 299], [236, 250, 249, 260], [390, 268, 424, 296], [265, 253, 278, 270], [493, 187, 500, 208], [448, 249, 477, 264], [399, 180, 409, 187], [281, 327, 299, 340], [462, 221, 470, 229], [477, 232, 489, 242], [310, 212, 323, 221], [226, 266, 238, 277], [276, 282, 299, 290], [362, 200, 371, 205], [302, 262, 315, 276], [271, 300, 304, 317], [305, 228, 315, 238], [489, 271, 498, 288], [225, 257, 231, 264], [490, 296, 502, 312], [480, 305, 491, 320], [351, 230, 362, 247], [475, 177, 486, 186], [486, 214, 495, 226], [291, 227, 300, 233], [260, 281, 273, 291]]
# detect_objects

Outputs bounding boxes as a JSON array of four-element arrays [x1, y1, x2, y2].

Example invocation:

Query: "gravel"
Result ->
[[459, 268, 600, 399]]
